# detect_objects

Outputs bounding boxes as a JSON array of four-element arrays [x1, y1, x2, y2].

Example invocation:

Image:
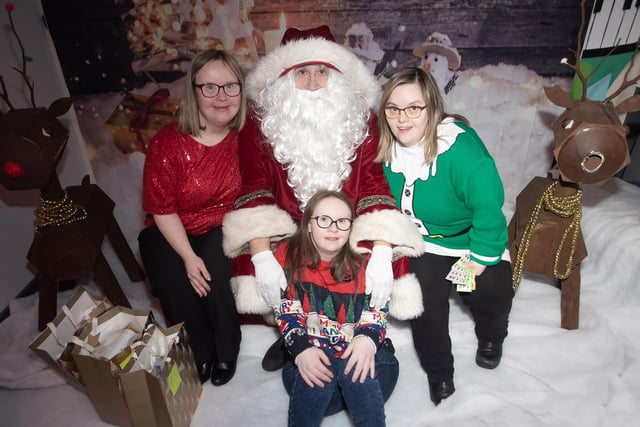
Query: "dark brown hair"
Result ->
[[285, 190, 363, 289]]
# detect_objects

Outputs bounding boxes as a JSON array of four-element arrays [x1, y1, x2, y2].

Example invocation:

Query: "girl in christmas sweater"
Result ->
[[257, 190, 398, 426]]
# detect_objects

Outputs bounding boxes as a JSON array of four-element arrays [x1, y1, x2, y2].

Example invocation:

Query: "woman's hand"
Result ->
[[467, 259, 487, 276], [341, 335, 376, 383], [295, 347, 334, 388], [184, 254, 211, 297], [153, 213, 212, 297]]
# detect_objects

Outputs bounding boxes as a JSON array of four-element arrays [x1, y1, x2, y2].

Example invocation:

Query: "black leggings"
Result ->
[[409, 252, 514, 382], [138, 225, 241, 366]]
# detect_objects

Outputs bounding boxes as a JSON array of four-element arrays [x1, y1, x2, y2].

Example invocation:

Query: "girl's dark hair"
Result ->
[[285, 190, 364, 289]]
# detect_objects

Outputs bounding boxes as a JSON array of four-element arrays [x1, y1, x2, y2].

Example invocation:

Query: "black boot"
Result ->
[[475, 339, 503, 369], [428, 379, 455, 405], [262, 336, 287, 372]]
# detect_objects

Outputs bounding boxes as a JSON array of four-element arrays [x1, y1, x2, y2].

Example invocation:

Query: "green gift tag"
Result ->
[[168, 362, 182, 395]]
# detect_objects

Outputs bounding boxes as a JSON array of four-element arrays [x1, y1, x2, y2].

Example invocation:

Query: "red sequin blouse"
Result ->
[[142, 122, 240, 235]]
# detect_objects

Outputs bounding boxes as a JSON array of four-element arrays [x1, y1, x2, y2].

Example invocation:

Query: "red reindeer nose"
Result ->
[[3, 160, 24, 178]]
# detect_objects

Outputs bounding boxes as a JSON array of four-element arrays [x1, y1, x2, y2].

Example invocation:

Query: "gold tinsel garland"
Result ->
[[511, 180, 583, 290], [34, 191, 87, 232]]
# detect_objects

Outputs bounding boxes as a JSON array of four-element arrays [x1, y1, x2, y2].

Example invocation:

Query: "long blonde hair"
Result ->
[[376, 67, 467, 165], [178, 49, 246, 136]]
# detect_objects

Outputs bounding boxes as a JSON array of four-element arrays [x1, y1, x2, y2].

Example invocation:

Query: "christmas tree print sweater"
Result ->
[[273, 243, 387, 360]]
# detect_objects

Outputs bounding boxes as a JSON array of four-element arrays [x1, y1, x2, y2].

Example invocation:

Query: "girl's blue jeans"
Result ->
[[282, 343, 399, 427]]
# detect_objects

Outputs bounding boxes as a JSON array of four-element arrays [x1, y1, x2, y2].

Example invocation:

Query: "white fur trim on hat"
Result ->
[[388, 273, 423, 320], [222, 205, 298, 257], [231, 275, 272, 314], [246, 37, 381, 109], [350, 209, 425, 257]]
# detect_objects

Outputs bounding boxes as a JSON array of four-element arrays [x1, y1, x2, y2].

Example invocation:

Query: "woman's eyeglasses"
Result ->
[[385, 105, 426, 119], [310, 215, 353, 231], [194, 82, 241, 98]]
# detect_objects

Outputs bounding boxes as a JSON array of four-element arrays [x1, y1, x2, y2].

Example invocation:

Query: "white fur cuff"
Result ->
[[231, 275, 271, 315], [222, 205, 298, 257], [388, 273, 424, 320], [350, 209, 425, 257]]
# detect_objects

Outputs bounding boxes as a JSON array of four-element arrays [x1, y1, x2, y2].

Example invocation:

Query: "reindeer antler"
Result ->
[[603, 36, 640, 104], [559, 0, 588, 101], [560, 0, 640, 103], [1, 2, 37, 111], [0, 75, 14, 111]]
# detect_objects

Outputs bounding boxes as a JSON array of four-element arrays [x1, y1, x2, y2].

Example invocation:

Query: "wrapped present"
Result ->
[[106, 88, 179, 154]]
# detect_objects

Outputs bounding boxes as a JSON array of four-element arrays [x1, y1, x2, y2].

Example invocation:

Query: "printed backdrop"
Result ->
[[42, 0, 593, 95]]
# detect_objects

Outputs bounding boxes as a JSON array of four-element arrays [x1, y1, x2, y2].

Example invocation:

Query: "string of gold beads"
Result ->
[[511, 180, 583, 290], [34, 191, 88, 232]]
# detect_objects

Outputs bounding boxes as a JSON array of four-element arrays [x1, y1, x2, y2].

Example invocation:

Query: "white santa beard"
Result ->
[[259, 74, 369, 209]]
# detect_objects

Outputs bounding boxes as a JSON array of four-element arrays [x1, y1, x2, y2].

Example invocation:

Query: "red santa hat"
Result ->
[[247, 25, 380, 108]]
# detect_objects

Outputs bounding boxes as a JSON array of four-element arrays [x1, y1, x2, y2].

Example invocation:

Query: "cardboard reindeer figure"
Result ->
[[0, 5, 145, 331], [509, 0, 640, 330]]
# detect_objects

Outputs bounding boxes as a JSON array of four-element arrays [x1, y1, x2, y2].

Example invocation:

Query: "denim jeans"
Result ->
[[282, 344, 399, 427]]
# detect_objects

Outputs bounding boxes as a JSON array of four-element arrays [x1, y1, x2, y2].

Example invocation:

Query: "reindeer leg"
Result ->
[[37, 273, 58, 331], [93, 252, 131, 308], [105, 214, 145, 282], [560, 266, 581, 330]]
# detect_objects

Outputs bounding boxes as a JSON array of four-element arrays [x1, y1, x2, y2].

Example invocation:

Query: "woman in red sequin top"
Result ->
[[138, 49, 246, 387]]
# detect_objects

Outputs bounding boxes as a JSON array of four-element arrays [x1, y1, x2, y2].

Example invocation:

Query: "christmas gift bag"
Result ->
[[70, 305, 152, 427], [29, 286, 112, 393], [119, 322, 202, 427], [105, 88, 179, 154]]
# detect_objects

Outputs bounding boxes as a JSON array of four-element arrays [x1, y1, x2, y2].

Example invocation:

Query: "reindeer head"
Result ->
[[543, 0, 640, 185], [0, 98, 72, 191], [0, 3, 73, 192], [544, 86, 638, 185]]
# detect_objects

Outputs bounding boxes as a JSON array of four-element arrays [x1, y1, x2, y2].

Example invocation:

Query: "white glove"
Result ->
[[365, 245, 394, 310], [251, 250, 287, 308]]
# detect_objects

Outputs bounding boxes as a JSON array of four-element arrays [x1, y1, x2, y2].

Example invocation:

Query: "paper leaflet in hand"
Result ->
[[446, 253, 476, 292]]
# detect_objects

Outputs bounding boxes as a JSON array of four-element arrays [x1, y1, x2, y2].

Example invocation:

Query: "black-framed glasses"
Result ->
[[385, 105, 426, 119], [193, 82, 241, 98], [310, 215, 353, 231]]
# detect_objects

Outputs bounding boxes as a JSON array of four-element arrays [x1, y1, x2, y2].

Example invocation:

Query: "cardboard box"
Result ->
[[106, 91, 179, 154]]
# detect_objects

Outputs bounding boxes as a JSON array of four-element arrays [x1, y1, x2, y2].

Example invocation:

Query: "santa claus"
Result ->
[[222, 25, 424, 370]]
